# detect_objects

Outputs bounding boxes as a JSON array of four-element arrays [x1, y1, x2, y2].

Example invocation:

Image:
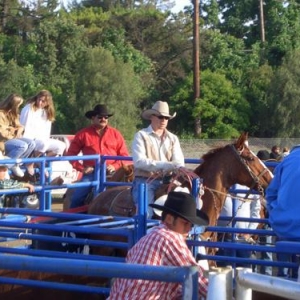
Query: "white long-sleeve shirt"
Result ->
[[219, 184, 261, 230], [20, 104, 51, 140]]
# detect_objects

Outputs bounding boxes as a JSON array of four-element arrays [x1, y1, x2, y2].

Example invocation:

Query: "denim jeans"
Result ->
[[5, 138, 36, 159], [70, 173, 95, 208], [216, 237, 252, 268], [258, 234, 273, 275], [276, 237, 300, 278], [132, 177, 162, 218]]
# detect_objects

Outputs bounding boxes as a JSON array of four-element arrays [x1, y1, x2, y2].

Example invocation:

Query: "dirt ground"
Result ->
[[51, 194, 64, 212]]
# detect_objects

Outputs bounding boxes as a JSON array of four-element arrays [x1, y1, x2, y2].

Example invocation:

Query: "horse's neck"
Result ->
[[196, 167, 231, 227]]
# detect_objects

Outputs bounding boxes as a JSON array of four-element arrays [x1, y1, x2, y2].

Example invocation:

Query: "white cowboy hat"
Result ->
[[152, 187, 204, 217], [141, 101, 176, 120]]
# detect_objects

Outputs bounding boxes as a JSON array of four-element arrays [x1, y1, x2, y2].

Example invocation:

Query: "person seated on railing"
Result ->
[[132, 101, 185, 218], [20, 90, 66, 158], [0, 94, 36, 179], [66, 104, 129, 208], [0, 154, 35, 208], [107, 191, 209, 300], [266, 144, 300, 278]]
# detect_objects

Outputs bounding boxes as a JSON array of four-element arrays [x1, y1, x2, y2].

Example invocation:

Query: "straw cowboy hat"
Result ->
[[85, 104, 114, 119], [150, 191, 209, 226], [142, 101, 176, 120]]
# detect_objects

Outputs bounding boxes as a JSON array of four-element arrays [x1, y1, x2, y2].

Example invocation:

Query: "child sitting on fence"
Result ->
[[0, 153, 35, 208]]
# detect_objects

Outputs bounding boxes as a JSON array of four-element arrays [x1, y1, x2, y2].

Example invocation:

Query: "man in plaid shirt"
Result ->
[[107, 191, 209, 300]]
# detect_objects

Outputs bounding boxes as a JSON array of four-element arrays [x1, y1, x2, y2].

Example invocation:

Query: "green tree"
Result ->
[[266, 50, 300, 137], [171, 70, 250, 138], [244, 63, 274, 137], [69, 47, 148, 139], [0, 58, 38, 100]]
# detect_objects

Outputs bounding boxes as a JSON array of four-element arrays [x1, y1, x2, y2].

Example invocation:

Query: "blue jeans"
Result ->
[[276, 237, 300, 278], [216, 237, 252, 268], [259, 234, 273, 276], [5, 138, 36, 159], [70, 173, 95, 208], [132, 177, 162, 218]]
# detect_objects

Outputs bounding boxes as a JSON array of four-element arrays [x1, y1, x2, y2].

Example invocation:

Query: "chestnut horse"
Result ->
[[0, 134, 277, 300], [87, 133, 273, 255], [63, 163, 134, 210], [89, 132, 273, 226]]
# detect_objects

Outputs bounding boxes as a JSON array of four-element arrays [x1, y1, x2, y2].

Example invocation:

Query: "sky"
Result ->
[[172, 0, 192, 13], [59, 0, 193, 13]]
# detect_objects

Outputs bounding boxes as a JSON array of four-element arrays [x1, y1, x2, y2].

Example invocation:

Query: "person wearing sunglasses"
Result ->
[[132, 101, 185, 218], [67, 104, 129, 208]]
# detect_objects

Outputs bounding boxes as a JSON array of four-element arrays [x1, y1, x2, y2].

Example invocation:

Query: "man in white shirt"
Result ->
[[131, 101, 185, 218]]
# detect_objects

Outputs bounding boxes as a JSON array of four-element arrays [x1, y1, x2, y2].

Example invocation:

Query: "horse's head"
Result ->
[[231, 132, 273, 193], [193, 132, 273, 231]]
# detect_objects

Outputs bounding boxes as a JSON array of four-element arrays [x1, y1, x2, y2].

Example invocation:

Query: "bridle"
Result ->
[[199, 144, 270, 243], [229, 144, 269, 197]]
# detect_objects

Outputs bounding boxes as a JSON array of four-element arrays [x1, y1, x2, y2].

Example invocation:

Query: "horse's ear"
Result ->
[[235, 132, 248, 150]]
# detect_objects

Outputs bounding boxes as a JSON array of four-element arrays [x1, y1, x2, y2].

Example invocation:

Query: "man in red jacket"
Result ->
[[67, 104, 129, 208]]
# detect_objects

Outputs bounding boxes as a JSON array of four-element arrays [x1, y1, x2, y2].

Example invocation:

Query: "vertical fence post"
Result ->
[[99, 155, 106, 192], [39, 157, 47, 211], [207, 267, 233, 300], [235, 268, 252, 300], [94, 155, 101, 195], [191, 177, 200, 199], [182, 266, 199, 300], [136, 183, 147, 241]]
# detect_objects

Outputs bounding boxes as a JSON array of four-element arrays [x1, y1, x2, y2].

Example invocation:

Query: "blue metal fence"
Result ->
[[0, 154, 299, 296]]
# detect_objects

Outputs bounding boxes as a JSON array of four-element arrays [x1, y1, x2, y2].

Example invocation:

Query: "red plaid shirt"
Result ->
[[107, 224, 208, 300]]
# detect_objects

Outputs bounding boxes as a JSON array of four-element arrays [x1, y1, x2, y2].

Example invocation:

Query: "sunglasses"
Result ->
[[155, 115, 170, 120], [97, 115, 109, 120]]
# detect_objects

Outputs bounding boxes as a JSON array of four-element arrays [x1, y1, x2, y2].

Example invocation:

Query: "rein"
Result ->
[[229, 144, 267, 197], [200, 145, 268, 243]]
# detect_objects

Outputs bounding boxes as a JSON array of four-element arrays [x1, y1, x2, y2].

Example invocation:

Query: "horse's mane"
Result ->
[[201, 144, 229, 161]]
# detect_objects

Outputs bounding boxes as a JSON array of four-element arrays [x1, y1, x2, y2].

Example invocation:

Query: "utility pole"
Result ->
[[259, 0, 265, 43], [193, 0, 201, 137]]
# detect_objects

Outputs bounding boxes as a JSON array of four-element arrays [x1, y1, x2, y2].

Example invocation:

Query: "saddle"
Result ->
[[109, 188, 136, 217]]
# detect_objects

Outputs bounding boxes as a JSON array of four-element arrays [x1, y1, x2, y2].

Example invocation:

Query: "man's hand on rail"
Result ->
[[83, 166, 94, 175]]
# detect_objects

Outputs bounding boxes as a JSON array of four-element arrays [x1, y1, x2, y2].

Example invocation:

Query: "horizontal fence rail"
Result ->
[[2, 154, 300, 298], [0, 254, 199, 299]]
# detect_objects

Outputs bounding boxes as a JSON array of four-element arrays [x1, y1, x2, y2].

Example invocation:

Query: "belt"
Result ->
[[134, 174, 173, 184]]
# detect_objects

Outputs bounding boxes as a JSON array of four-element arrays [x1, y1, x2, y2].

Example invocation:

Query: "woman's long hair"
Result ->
[[26, 90, 55, 122], [0, 94, 23, 126]]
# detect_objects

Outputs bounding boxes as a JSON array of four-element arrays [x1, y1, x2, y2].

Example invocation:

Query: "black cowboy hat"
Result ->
[[85, 104, 113, 119], [150, 191, 209, 226]]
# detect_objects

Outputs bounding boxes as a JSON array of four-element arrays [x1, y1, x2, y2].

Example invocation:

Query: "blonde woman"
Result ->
[[0, 94, 36, 177], [20, 90, 65, 157]]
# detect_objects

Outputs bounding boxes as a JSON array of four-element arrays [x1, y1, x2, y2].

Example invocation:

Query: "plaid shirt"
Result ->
[[107, 224, 208, 300], [0, 179, 23, 189]]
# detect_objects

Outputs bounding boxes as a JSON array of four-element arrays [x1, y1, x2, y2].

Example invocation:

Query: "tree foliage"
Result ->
[[70, 47, 147, 139], [0, 1, 299, 138]]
